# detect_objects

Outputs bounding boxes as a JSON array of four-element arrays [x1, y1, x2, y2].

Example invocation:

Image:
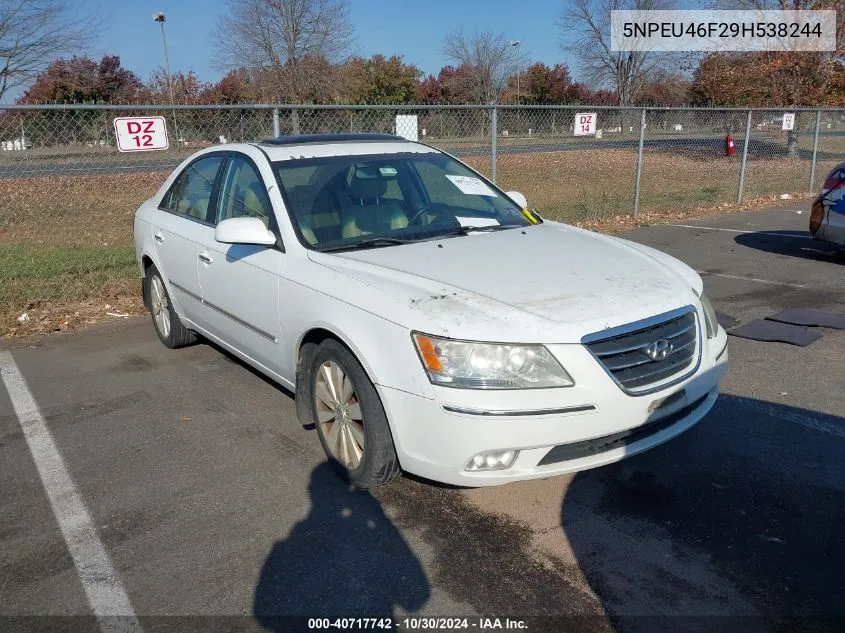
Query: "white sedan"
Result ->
[[134, 133, 728, 488]]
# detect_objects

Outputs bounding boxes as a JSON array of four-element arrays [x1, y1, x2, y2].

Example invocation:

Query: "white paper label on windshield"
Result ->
[[445, 175, 498, 197], [455, 217, 500, 228]]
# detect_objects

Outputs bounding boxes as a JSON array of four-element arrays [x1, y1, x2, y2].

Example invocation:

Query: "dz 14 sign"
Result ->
[[113, 116, 169, 152], [574, 112, 597, 136]]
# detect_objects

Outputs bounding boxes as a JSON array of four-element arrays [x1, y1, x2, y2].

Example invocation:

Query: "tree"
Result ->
[[207, 68, 258, 104], [416, 74, 442, 103], [557, 0, 673, 106], [441, 29, 519, 104], [211, 0, 354, 104], [144, 69, 209, 104], [568, 84, 618, 104], [436, 65, 477, 104], [342, 54, 421, 104], [510, 62, 576, 104], [635, 71, 690, 106], [0, 0, 95, 101], [18, 55, 142, 103]]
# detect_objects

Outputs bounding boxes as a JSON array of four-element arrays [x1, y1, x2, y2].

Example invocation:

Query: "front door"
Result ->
[[196, 156, 283, 373]]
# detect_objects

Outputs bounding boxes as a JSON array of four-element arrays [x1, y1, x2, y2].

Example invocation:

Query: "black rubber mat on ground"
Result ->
[[716, 312, 740, 329], [767, 308, 845, 330], [728, 320, 823, 346]]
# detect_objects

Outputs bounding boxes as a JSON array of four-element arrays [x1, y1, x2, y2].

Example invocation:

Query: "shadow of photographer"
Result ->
[[253, 462, 430, 631]]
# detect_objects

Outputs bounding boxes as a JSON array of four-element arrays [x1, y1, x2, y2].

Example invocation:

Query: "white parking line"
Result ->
[[666, 224, 812, 239], [696, 271, 806, 288], [0, 351, 143, 633]]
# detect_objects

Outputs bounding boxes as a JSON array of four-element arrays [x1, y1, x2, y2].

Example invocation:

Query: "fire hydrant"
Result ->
[[725, 133, 736, 157]]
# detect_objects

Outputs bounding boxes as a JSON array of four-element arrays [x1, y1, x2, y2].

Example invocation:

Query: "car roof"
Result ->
[[259, 133, 402, 146], [249, 133, 439, 161]]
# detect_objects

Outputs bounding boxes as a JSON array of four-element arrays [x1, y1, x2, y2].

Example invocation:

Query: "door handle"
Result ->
[[153, 231, 164, 243], [198, 251, 214, 264]]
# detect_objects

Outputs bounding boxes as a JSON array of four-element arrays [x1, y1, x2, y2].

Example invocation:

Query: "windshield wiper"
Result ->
[[317, 237, 418, 252], [433, 224, 519, 238]]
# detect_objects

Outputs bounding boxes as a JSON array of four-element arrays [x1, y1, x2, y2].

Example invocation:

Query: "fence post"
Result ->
[[633, 108, 646, 217], [737, 110, 752, 204], [491, 106, 498, 185], [272, 107, 280, 137], [809, 110, 822, 192]]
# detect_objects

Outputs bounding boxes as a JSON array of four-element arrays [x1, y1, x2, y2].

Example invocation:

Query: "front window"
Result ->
[[273, 152, 531, 250], [216, 157, 272, 227], [160, 156, 224, 222]]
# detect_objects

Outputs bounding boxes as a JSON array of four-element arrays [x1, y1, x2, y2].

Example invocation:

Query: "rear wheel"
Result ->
[[310, 339, 400, 488], [145, 265, 196, 349]]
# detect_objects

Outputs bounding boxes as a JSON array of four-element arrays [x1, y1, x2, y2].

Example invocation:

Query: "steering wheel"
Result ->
[[407, 202, 450, 226]]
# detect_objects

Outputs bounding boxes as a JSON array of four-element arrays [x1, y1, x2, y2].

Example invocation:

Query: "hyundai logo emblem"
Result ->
[[645, 339, 673, 361]]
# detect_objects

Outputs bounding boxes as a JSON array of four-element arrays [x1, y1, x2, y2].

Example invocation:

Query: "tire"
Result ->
[[144, 265, 196, 349], [310, 339, 401, 488]]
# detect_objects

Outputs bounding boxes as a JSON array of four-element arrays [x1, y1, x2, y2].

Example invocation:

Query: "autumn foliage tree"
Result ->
[[635, 71, 691, 106], [18, 55, 142, 103], [343, 55, 421, 104], [207, 68, 258, 104], [504, 62, 577, 104]]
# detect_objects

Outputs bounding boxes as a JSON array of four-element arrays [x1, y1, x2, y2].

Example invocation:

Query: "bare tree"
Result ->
[[558, 0, 673, 107], [441, 29, 519, 104], [0, 0, 94, 102], [211, 0, 355, 104]]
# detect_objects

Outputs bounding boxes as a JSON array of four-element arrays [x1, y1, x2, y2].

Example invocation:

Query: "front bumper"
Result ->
[[379, 327, 728, 487]]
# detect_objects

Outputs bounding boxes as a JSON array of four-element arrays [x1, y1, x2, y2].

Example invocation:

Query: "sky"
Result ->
[[67, 0, 576, 86]]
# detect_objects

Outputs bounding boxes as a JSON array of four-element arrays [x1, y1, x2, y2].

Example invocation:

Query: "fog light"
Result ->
[[465, 449, 519, 472]]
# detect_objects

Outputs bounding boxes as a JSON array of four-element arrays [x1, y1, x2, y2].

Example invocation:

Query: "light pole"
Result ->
[[153, 12, 180, 142], [510, 40, 521, 130]]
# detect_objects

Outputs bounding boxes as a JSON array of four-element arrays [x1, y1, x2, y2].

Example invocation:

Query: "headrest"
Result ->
[[349, 177, 387, 202]]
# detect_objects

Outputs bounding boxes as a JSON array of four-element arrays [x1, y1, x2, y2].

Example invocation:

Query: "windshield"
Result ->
[[273, 151, 532, 251]]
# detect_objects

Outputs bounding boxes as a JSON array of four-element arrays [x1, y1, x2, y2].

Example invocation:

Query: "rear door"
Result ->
[[151, 154, 225, 328], [195, 154, 284, 372]]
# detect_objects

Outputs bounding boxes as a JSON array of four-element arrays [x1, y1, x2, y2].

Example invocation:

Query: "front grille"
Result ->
[[584, 309, 699, 393]]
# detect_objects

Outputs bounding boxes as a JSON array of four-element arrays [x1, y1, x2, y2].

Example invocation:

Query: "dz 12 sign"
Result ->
[[113, 116, 169, 152], [574, 112, 597, 136]]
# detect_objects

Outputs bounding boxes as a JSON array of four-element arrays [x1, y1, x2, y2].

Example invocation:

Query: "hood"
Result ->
[[308, 223, 700, 343]]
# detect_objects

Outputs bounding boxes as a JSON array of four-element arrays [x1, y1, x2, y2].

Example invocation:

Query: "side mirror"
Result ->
[[214, 217, 276, 246], [505, 191, 528, 209]]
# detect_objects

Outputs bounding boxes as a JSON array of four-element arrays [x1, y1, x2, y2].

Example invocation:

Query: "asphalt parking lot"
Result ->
[[1, 201, 843, 632]]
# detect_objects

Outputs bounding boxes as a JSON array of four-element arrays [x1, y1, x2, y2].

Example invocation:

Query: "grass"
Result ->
[[0, 148, 827, 337]]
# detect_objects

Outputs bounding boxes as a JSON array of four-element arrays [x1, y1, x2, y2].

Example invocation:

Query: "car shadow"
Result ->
[[253, 462, 430, 631], [560, 394, 845, 632], [734, 231, 844, 263]]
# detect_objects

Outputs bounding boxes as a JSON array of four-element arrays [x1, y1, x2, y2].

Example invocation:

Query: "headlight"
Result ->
[[700, 293, 719, 339], [412, 333, 574, 389]]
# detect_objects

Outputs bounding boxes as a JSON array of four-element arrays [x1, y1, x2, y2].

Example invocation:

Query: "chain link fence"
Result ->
[[1, 103, 843, 334]]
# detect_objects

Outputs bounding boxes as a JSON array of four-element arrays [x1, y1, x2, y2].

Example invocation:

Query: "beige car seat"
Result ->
[[342, 177, 408, 238]]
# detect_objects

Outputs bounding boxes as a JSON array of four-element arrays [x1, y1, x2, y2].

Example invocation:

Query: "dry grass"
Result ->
[[466, 149, 822, 222], [0, 150, 824, 338]]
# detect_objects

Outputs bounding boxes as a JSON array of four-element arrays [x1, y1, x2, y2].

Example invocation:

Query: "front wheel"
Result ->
[[144, 265, 196, 349], [310, 339, 400, 488]]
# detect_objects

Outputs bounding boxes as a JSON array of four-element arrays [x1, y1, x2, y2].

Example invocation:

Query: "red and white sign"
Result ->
[[574, 112, 597, 136], [113, 116, 169, 152]]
